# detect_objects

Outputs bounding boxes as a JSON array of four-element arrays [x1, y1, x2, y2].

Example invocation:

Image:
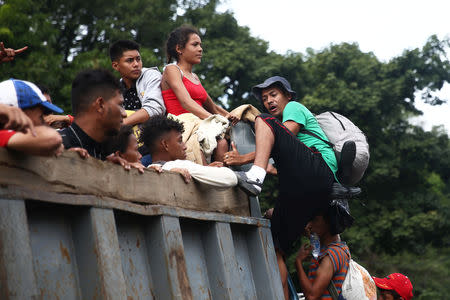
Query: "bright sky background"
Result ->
[[218, 0, 450, 132]]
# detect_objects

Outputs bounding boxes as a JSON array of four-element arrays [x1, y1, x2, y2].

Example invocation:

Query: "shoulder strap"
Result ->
[[164, 63, 184, 79], [328, 281, 340, 300], [300, 128, 334, 148]]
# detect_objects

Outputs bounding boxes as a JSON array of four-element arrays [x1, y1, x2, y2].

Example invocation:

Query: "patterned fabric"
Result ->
[[121, 82, 142, 110], [308, 241, 350, 299]]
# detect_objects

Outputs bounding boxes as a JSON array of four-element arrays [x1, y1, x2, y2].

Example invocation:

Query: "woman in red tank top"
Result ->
[[161, 25, 239, 162]]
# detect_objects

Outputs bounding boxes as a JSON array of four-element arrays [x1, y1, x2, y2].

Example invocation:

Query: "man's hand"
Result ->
[[223, 142, 244, 166], [44, 114, 71, 127], [0, 42, 28, 63], [129, 161, 145, 174], [148, 164, 163, 173], [0, 104, 35, 135], [171, 167, 192, 183], [266, 163, 278, 175], [106, 153, 131, 171], [225, 112, 240, 126], [263, 207, 274, 219], [208, 161, 223, 167], [296, 243, 312, 263], [106, 153, 145, 173], [67, 147, 90, 159]]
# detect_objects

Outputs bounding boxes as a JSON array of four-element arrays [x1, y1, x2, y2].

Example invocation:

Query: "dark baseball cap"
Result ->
[[252, 76, 297, 101]]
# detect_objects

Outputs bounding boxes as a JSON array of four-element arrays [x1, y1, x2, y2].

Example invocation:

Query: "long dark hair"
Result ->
[[165, 25, 200, 63]]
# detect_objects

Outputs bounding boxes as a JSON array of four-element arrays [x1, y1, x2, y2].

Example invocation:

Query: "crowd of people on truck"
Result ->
[[0, 25, 414, 300]]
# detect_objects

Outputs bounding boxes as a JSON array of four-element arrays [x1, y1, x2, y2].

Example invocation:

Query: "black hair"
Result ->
[[313, 200, 354, 235], [36, 84, 50, 96], [378, 288, 402, 300], [140, 114, 184, 154], [104, 125, 134, 155], [71, 69, 121, 116], [109, 40, 140, 62], [165, 25, 200, 63]]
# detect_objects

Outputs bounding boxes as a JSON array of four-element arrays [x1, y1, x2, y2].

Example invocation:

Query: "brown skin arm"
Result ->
[[162, 65, 211, 119], [203, 94, 240, 125], [223, 141, 256, 166], [0, 42, 28, 63], [44, 114, 71, 127], [295, 245, 334, 300], [6, 125, 62, 156], [223, 141, 276, 174], [0, 104, 35, 135], [122, 108, 149, 126], [283, 120, 302, 136]]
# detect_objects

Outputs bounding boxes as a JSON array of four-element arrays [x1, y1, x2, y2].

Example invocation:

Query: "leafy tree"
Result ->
[[0, 0, 449, 297]]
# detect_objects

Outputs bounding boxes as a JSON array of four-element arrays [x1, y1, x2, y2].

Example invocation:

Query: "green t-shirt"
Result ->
[[282, 101, 338, 179]]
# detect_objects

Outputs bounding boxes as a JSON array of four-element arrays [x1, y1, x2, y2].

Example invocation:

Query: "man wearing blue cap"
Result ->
[[0, 79, 64, 156], [226, 76, 338, 299]]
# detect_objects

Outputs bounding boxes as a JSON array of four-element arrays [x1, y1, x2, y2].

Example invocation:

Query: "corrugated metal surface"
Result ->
[[0, 197, 284, 299]]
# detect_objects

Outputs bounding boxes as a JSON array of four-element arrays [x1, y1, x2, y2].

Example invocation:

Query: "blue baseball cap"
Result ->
[[0, 78, 63, 114]]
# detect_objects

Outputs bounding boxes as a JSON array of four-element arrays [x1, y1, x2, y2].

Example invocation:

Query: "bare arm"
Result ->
[[122, 109, 149, 126], [0, 42, 28, 63], [162, 65, 211, 119], [223, 148, 255, 166], [0, 104, 35, 134], [283, 120, 302, 136], [203, 94, 240, 125], [6, 125, 63, 156], [295, 244, 334, 300]]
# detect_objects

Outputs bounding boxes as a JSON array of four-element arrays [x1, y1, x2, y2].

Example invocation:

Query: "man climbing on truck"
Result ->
[[224, 76, 339, 299]]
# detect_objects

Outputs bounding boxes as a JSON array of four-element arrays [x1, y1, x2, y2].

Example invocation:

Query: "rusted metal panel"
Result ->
[[202, 222, 247, 299], [146, 216, 193, 300], [28, 205, 82, 300], [0, 197, 284, 299], [0, 199, 38, 299], [115, 213, 155, 300]]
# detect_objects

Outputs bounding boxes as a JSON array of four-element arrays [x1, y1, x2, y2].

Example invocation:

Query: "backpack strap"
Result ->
[[327, 281, 340, 300], [300, 128, 334, 148]]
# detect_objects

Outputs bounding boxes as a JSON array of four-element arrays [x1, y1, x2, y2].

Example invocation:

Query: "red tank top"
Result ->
[[162, 77, 208, 116]]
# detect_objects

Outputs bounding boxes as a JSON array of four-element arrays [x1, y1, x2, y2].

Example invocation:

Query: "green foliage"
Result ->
[[1, 0, 450, 295]]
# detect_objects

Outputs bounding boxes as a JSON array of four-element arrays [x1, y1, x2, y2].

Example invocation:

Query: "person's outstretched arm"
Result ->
[[5, 125, 63, 156], [0, 42, 28, 64]]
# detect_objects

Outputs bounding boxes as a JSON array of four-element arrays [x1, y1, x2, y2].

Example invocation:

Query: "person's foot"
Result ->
[[234, 171, 263, 196]]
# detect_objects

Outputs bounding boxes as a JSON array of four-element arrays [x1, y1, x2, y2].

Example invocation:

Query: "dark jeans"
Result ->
[[258, 113, 334, 254]]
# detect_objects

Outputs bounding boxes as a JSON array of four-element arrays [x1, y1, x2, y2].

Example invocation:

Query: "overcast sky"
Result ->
[[218, 0, 450, 132]]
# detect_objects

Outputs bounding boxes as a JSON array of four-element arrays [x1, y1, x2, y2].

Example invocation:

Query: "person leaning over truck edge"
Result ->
[[141, 114, 237, 187], [59, 69, 144, 173], [109, 40, 165, 127], [224, 76, 338, 299], [0, 79, 63, 156], [103, 124, 144, 170]]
